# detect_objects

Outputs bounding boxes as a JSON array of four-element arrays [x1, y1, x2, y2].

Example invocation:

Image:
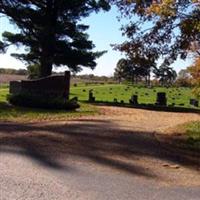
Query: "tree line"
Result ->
[[114, 58, 177, 87], [114, 58, 194, 88], [0, 68, 28, 75]]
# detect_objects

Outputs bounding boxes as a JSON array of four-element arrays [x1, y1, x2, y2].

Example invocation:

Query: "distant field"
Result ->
[[70, 83, 195, 108], [0, 74, 114, 85], [0, 74, 27, 84]]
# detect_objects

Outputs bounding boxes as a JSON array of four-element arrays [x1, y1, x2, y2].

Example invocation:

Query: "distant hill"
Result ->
[[0, 68, 28, 76], [0, 68, 115, 84]]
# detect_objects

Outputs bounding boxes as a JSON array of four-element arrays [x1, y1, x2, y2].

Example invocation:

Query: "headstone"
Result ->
[[194, 100, 199, 107], [156, 92, 167, 106], [89, 90, 95, 102], [129, 95, 138, 105], [190, 99, 199, 107]]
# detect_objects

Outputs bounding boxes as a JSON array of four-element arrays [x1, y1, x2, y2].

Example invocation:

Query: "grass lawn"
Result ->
[[0, 86, 98, 122], [0, 83, 199, 122], [70, 83, 195, 108]]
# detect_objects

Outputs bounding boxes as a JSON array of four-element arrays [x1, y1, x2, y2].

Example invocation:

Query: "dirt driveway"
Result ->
[[0, 106, 200, 200]]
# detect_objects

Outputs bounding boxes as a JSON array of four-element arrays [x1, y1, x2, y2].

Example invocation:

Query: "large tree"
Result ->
[[111, 0, 200, 68], [114, 58, 153, 85], [188, 57, 200, 98], [154, 66, 177, 86], [0, 0, 110, 77], [114, 58, 131, 83]]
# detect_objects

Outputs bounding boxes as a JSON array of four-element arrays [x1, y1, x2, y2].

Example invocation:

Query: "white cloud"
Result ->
[[0, 54, 25, 69]]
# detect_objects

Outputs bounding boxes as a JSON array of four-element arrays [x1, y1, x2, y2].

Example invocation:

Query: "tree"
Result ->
[[114, 58, 153, 86], [27, 64, 40, 79], [154, 66, 177, 86], [0, 41, 5, 53], [111, 0, 200, 68], [114, 58, 131, 83], [188, 57, 200, 98], [0, 0, 110, 77], [175, 69, 192, 87]]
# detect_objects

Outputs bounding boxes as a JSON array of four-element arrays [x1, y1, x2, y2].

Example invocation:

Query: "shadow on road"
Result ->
[[0, 119, 199, 179]]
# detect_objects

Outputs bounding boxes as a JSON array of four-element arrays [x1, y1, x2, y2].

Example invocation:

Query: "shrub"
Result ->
[[7, 93, 80, 110]]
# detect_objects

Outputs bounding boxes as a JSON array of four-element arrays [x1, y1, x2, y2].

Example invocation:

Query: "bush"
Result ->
[[8, 93, 80, 110]]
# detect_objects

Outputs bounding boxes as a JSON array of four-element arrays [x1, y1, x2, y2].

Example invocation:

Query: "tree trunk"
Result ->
[[39, 0, 56, 78], [147, 73, 151, 87], [131, 72, 135, 85], [39, 56, 53, 77]]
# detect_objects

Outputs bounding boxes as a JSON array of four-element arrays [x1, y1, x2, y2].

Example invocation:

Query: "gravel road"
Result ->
[[0, 106, 200, 200]]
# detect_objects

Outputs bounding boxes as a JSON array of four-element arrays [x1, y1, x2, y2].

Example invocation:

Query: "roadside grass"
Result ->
[[0, 87, 98, 122], [169, 121, 200, 151], [184, 121, 200, 150]]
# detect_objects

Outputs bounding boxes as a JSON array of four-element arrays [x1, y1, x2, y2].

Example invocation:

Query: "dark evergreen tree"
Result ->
[[0, 40, 5, 53], [0, 0, 110, 77]]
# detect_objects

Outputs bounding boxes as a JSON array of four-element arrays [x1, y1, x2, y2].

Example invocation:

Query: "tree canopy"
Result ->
[[188, 57, 200, 98], [0, 0, 110, 77], [111, 0, 200, 68]]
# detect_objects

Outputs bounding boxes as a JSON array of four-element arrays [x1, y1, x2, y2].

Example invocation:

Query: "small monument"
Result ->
[[156, 92, 167, 106], [88, 90, 95, 102], [10, 71, 70, 99], [129, 95, 138, 105], [190, 99, 199, 107]]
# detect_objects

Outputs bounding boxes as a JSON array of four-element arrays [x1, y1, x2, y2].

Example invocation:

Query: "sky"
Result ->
[[0, 6, 194, 76]]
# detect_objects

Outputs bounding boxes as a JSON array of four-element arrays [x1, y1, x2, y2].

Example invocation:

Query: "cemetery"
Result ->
[[70, 83, 198, 110], [1, 80, 199, 118], [0, 1, 200, 199]]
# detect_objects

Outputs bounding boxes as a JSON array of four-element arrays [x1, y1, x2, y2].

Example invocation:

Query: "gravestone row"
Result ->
[[87, 90, 199, 107]]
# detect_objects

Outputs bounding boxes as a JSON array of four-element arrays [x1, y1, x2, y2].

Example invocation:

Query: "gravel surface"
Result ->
[[0, 106, 200, 200]]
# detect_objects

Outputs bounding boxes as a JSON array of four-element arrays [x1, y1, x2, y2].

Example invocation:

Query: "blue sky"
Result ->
[[0, 6, 194, 76]]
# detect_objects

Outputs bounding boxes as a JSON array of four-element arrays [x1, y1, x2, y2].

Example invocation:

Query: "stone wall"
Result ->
[[10, 71, 70, 99]]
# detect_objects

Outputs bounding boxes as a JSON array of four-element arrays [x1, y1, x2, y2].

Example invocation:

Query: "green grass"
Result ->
[[70, 83, 195, 108], [184, 121, 200, 150], [0, 84, 9, 89], [0, 87, 97, 122], [0, 83, 198, 122]]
